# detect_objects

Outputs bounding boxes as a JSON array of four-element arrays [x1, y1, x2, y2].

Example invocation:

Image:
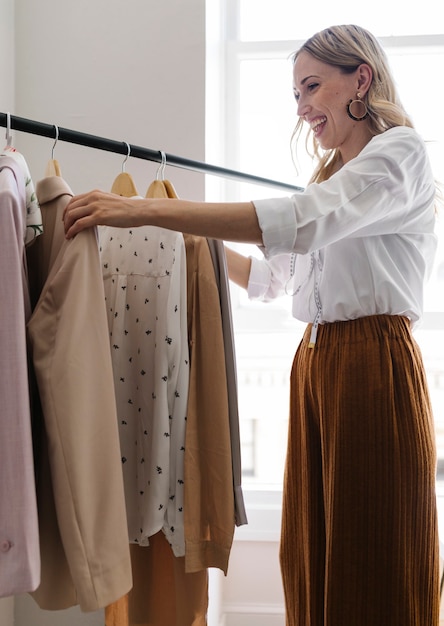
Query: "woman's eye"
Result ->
[[307, 83, 318, 91]]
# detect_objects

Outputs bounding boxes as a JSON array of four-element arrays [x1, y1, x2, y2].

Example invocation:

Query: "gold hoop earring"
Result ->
[[346, 92, 369, 121]]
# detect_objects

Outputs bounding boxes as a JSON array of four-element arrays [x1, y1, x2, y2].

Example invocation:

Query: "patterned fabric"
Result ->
[[99, 219, 189, 556], [1, 145, 43, 244]]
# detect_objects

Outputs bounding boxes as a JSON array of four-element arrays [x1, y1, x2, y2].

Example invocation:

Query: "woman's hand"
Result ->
[[63, 190, 144, 238]]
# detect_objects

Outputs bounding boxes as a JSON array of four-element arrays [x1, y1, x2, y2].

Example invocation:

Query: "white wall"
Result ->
[[1, 1, 286, 624], [220, 540, 285, 626], [220, 490, 285, 626], [12, 0, 206, 200], [1, 0, 204, 623], [0, 0, 15, 113]]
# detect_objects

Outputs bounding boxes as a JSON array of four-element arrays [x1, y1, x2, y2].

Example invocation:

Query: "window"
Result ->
[[205, 2, 444, 517]]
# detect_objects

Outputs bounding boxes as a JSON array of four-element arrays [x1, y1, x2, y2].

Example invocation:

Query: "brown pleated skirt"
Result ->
[[280, 315, 440, 626]]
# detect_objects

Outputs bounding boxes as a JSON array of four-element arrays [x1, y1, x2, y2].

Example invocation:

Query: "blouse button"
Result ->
[[0, 539, 13, 553]]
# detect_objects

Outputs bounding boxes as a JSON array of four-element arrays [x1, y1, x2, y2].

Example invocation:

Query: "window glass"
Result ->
[[240, 0, 443, 41], [239, 58, 304, 186]]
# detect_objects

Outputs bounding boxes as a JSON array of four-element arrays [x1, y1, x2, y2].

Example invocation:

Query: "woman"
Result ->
[[64, 24, 440, 625]]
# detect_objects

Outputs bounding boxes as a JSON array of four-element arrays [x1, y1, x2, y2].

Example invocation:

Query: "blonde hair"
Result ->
[[292, 24, 413, 183]]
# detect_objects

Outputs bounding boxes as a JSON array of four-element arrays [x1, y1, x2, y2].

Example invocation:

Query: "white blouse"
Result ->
[[99, 224, 189, 557], [248, 127, 437, 337]]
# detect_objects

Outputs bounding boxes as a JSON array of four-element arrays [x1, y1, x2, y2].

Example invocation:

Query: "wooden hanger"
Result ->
[[162, 178, 178, 199], [111, 142, 139, 197], [45, 125, 62, 177], [45, 158, 62, 176], [111, 171, 139, 197], [146, 179, 169, 198], [145, 151, 178, 198]]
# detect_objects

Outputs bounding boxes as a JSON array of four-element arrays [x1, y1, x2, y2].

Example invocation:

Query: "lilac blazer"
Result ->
[[0, 157, 40, 598]]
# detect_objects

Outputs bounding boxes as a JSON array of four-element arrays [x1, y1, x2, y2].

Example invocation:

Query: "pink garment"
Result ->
[[0, 156, 40, 597]]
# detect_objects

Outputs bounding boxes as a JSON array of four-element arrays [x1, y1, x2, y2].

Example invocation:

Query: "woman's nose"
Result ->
[[297, 98, 309, 118]]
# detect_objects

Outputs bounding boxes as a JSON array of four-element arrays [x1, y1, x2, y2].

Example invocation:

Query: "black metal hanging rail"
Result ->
[[0, 113, 303, 193]]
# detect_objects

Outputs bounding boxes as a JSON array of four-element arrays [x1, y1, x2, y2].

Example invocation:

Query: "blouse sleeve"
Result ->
[[247, 253, 294, 301], [253, 127, 435, 258]]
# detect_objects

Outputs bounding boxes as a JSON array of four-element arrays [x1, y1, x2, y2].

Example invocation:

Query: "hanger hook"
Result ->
[[5, 112, 12, 147], [122, 142, 131, 172], [51, 125, 59, 160], [156, 151, 167, 181]]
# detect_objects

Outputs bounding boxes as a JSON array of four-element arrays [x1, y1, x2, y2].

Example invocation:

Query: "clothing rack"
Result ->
[[0, 112, 303, 193]]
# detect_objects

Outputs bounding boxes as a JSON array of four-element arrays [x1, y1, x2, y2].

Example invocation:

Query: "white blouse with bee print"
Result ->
[[99, 221, 189, 558]]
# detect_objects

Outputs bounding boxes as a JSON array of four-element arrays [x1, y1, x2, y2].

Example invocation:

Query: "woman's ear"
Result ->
[[357, 63, 373, 97]]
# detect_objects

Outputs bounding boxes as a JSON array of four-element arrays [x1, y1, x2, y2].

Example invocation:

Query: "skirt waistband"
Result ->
[[303, 315, 412, 347]]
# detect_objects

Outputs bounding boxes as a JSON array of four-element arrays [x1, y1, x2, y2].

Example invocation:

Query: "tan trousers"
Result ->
[[105, 532, 208, 626], [281, 315, 440, 626]]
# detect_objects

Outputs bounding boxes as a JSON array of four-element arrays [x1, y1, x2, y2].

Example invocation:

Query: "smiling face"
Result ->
[[293, 50, 373, 165]]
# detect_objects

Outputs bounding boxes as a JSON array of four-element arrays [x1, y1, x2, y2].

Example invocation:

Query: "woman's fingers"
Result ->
[[64, 190, 124, 238], [63, 191, 95, 237]]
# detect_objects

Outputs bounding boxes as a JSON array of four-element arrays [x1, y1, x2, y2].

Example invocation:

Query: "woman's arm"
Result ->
[[224, 246, 252, 290], [63, 189, 263, 245]]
